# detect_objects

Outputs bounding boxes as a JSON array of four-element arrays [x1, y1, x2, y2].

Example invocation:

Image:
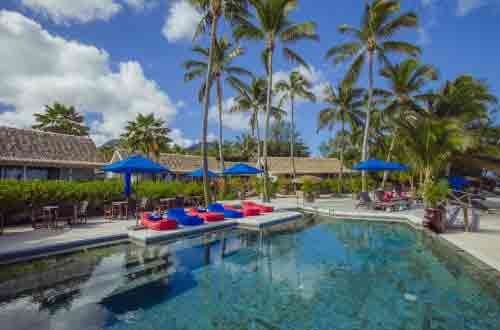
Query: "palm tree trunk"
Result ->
[[382, 128, 397, 189], [290, 95, 297, 192], [361, 51, 374, 192], [255, 109, 261, 165], [201, 16, 219, 207], [339, 116, 345, 194], [216, 77, 225, 172], [262, 46, 274, 203]]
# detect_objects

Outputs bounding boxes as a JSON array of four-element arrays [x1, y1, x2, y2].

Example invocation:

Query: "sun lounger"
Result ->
[[167, 208, 204, 226], [224, 204, 260, 216], [208, 203, 244, 218], [241, 201, 274, 213], [188, 208, 225, 222], [141, 212, 178, 231]]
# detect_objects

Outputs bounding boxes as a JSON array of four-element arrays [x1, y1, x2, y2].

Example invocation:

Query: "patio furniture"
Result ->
[[208, 203, 244, 219], [74, 201, 89, 224], [167, 208, 204, 226], [188, 208, 225, 222], [224, 204, 260, 216], [241, 201, 274, 213], [104, 203, 114, 220], [135, 197, 149, 223], [42, 205, 60, 229], [112, 201, 129, 220], [141, 212, 178, 231]]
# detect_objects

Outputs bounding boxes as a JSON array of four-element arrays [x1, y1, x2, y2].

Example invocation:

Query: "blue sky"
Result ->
[[0, 0, 499, 155]]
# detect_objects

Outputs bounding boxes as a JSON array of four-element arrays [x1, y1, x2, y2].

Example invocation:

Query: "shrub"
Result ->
[[423, 179, 450, 208]]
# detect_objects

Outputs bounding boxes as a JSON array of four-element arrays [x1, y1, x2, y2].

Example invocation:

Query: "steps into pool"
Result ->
[[129, 211, 303, 245]]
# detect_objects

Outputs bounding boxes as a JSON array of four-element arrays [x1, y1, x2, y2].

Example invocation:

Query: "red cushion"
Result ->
[[141, 212, 178, 231], [188, 208, 225, 222], [242, 201, 274, 213], [224, 204, 260, 216]]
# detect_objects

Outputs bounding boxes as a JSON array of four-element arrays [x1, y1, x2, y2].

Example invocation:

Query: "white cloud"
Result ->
[[273, 65, 329, 105], [169, 128, 196, 148], [162, 1, 202, 42], [209, 98, 252, 131], [20, 0, 122, 24], [0, 10, 179, 145], [19, 0, 156, 24]]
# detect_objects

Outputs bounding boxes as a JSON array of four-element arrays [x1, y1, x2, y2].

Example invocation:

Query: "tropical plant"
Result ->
[[318, 81, 365, 192], [378, 58, 438, 187], [268, 120, 310, 157], [189, 0, 249, 206], [326, 0, 420, 191], [234, 0, 318, 201], [230, 77, 271, 161], [32, 103, 89, 136], [120, 113, 172, 160], [422, 179, 450, 209], [184, 36, 251, 173], [275, 70, 316, 185]]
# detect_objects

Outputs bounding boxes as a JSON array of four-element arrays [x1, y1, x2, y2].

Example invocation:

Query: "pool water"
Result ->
[[1, 217, 499, 330]]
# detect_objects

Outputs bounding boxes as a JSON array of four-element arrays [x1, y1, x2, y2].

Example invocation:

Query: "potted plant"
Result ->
[[301, 179, 316, 203], [423, 179, 450, 233]]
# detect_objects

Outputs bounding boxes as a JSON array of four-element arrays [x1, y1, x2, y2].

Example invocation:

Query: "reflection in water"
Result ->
[[0, 218, 499, 330]]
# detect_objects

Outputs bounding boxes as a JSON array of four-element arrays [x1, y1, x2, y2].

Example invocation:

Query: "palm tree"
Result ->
[[33, 103, 89, 136], [189, 0, 248, 206], [378, 58, 438, 187], [120, 113, 172, 160], [326, 0, 420, 192], [184, 36, 252, 174], [234, 0, 318, 202], [229, 77, 285, 163], [275, 70, 316, 185], [318, 82, 364, 192]]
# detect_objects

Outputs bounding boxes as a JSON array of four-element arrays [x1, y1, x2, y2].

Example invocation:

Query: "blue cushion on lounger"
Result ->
[[208, 203, 243, 219], [167, 208, 203, 226], [148, 213, 162, 221]]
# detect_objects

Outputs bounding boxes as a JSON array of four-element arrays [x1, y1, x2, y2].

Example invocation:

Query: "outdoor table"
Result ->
[[42, 206, 60, 229], [112, 201, 129, 220]]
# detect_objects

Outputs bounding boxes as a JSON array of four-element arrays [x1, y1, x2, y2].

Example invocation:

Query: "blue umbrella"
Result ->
[[102, 156, 169, 197], [353, 159, 409, 172], [186, 168, 218, 178], [448, 176, 471, 192], [223, 163, 263, 175]]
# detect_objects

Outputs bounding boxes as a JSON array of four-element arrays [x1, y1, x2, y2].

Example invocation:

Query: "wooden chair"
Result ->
[[75, 201, 89, 224]]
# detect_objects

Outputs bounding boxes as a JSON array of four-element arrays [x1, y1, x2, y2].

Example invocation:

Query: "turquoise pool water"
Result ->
[[0, 217, 499, 329]]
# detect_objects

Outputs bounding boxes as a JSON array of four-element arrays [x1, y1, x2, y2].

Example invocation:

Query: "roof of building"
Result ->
[[113, 150, 349, 175], [0, 126, 105, 168]]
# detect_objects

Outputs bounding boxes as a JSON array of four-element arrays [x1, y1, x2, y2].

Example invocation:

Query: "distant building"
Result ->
[[0, 126, 105, 180], [110, 149, 350, 179]]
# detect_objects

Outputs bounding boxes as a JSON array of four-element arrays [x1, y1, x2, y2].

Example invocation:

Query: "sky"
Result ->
[[0, 0, 499, 155]]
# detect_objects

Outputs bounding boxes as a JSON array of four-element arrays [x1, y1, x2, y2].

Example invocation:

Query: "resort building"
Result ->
[[109, 149, 349, 178], [0, 126, 105, 180]]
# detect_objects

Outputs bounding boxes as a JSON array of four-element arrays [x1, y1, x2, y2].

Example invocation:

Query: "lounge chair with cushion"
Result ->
[[188, 208, 225, 222], [141, 212, 178, 231], [167, 208, 204, 226], [224, 204, 260, 216], [208, 203, 244, 219], [241, 201, 274, 213]]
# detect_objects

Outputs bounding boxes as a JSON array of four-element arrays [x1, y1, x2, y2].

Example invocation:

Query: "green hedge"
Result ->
[[0, 180, 205, 226]]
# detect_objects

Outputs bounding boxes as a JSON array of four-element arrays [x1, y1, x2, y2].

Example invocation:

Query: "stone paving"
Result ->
[[0, 197, 499, 270]]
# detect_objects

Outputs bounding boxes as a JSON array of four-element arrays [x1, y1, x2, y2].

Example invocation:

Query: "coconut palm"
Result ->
[[318, 82, 365, 192], [189, 0, 248, 206], [234, 0, 318, 202], [184, 36, 252, 174], [121, 113, 172, 160], [378, 58, 438, 187], [326, 0, 420, 192], [33, 103, 89, 136], [229, 77, 286, 163], [275, 70, 316, 185]]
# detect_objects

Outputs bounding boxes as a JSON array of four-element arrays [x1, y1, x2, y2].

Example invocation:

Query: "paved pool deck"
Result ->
[[0, 197, 499, 271]]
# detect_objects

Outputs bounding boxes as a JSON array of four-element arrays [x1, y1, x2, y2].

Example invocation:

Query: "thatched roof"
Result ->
[[113, 150, 349, 175], [0, 126, 105, 168]]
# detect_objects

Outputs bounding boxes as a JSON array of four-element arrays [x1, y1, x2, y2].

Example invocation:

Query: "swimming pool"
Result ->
[[0, 216, 499, 329]]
